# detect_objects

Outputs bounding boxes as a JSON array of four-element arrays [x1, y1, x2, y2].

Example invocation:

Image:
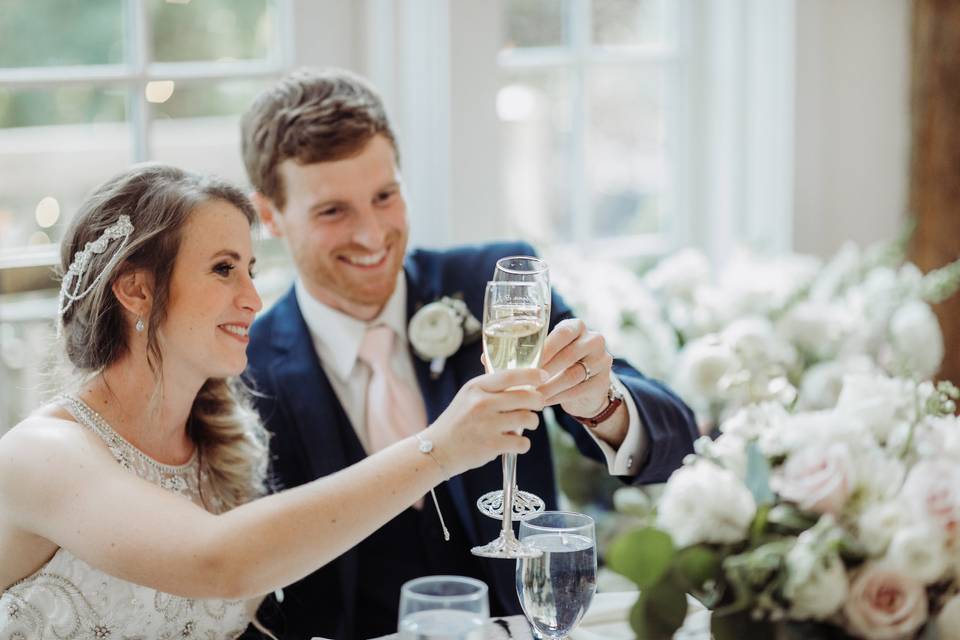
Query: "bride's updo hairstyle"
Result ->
[[57, 163, 268, 511]]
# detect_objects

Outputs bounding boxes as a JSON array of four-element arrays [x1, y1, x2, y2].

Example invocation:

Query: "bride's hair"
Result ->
[[57, 163, 269, 511]]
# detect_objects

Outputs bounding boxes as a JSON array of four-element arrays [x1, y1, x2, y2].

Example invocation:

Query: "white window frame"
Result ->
[[0, 0, 294, 271], [495, 0, 689, 259]]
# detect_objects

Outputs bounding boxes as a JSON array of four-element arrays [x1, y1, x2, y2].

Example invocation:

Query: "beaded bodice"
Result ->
[[0, 396, 256, 639]]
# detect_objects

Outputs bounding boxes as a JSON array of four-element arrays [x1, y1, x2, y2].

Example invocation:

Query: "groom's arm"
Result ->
[[544, 294, 698, 485]]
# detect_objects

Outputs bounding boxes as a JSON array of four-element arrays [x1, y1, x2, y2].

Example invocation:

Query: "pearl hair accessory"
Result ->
[[57, 215, 135, 336]]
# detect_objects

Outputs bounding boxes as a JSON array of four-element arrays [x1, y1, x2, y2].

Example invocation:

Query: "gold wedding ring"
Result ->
[[576, 359, 591, 382]]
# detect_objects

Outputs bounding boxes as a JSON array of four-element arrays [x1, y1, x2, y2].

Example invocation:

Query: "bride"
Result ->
[[0, 163, 544, 638]]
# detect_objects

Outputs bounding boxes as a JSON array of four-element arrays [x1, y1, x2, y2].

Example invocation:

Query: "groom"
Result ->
[[239, 68, 697, 639]]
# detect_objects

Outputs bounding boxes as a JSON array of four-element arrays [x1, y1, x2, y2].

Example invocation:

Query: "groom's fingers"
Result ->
[[539, 319, 586, 367]]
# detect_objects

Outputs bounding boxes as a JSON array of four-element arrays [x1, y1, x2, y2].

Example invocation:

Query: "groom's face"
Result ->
[[269, 135, 409, 320]]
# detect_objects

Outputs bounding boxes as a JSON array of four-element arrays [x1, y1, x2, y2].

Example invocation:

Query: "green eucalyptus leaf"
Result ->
[[629, 581, 688, 640], [745, 441, 775, 505], [672, 546, 720, 592], [608, 527, 675, 589]]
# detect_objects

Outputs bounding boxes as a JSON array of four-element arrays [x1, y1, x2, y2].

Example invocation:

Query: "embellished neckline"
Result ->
[[62, 395, 199, 473]]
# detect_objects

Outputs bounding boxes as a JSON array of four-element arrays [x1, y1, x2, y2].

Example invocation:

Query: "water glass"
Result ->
[[398, 575, 489, 640], [516, 511, 597, 639]]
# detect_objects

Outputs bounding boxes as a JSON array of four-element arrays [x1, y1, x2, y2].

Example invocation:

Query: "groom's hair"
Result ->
[[240, 67, 399, 210]]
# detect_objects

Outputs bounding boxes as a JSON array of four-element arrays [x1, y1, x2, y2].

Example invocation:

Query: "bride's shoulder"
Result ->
[[0, 405, 115, 485]]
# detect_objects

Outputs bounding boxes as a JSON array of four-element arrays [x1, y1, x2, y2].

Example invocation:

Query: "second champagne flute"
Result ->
[[471, 280, 549, 559]]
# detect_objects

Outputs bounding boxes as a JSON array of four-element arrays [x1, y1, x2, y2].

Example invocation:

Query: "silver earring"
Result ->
[[135, 317, 145, 333]]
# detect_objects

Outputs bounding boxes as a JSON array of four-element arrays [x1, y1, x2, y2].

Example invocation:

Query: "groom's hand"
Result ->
[[538, 319, 610, 415]]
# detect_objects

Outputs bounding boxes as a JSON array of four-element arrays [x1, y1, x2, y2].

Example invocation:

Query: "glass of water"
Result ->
[[398, 575, 489, 640], [516, 511, 597, 639]]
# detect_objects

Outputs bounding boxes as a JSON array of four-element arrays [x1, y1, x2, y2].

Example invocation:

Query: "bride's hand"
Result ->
[[426, 368, 547, 476]]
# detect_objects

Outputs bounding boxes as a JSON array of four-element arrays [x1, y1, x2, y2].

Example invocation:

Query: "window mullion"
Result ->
[[127, 0, 151, 162], [570, 0, 591, 243]]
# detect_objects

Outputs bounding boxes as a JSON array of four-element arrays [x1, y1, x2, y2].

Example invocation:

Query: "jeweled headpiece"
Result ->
[[57, 214, 135, 336]]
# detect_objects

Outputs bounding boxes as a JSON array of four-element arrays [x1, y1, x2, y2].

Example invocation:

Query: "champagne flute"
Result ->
[[397, 575, 489, 640], [516, 511, 597, 639], [471, 280, 549, 559], [483, 256, 550, 522]]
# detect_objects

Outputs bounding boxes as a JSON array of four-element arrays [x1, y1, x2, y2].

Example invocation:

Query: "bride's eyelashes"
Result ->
[[212, 261, 256, 279]]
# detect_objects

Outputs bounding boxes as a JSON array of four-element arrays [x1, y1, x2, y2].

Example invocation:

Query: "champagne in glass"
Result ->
[[471, 281, 549, 559], [516, 512, 597, 639], [398, 576, 488, 640]]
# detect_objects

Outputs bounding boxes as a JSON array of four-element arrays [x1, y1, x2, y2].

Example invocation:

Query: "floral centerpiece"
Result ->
[[549, 229, 960, 431], [607, 372, 960, 640]]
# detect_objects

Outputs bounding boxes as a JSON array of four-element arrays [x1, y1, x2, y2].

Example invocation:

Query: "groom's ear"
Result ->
[[112, 268, 153, 318], [251, 191, 284, 238]]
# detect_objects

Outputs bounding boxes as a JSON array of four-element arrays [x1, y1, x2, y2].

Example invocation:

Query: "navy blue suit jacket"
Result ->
[[242, 242, 696, 639]]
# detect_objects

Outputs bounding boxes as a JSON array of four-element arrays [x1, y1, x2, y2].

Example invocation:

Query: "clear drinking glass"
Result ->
[[397, 576, 489, 640], [516, 511, 598, 639], [470, 280, 550, 559]]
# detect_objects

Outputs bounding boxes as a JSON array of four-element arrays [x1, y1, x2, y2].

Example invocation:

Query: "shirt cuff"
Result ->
[[581, 376, 647, 476]]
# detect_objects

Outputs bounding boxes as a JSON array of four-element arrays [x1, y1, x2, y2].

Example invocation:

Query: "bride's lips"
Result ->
[[218, 323, 250, 344]]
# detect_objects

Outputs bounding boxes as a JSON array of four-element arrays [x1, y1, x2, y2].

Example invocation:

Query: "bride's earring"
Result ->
[[135, 316, 145, 333]]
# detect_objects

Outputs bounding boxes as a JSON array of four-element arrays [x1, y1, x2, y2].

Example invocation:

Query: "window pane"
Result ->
[[587, 66, 666, 236], [592, 0, 666, 47], [0, 0, 125, 68], [503, 0, 568, 50], [149, 79, 271, 187], [151, 0, 275, 63], [0, 86, 131, 250], [498, 70, 574, 243]]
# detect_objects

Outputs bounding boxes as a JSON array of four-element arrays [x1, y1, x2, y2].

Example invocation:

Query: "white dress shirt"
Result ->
[[294, 273, 647, 474]]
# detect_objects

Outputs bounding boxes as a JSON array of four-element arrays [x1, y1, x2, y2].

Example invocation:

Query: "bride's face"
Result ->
[[161, 200, 262, 379]]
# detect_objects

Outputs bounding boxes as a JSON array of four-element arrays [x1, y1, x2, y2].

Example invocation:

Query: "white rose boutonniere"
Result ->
[[408, 295, 481, 378]]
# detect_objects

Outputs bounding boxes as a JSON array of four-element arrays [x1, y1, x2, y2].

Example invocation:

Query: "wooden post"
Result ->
[[909, 0, 960, 383]]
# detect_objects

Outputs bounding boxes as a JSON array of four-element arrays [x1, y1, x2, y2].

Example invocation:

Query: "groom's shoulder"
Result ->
[[406, 241, 536, 280]]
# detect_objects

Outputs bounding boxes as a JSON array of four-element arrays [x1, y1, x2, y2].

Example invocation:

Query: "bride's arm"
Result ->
[[0, 368, 543, 600]]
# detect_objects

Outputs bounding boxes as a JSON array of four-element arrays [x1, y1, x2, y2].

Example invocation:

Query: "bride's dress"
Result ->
[[0, 396, 257, 639]]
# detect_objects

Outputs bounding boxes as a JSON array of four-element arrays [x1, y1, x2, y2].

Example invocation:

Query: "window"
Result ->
[[0, 0, 290, 256], [497, 0, 685, 254], [0, 0, 291, 429]]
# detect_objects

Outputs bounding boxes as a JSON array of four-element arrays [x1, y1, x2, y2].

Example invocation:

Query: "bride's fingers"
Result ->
[[475, 368, 548, 393]]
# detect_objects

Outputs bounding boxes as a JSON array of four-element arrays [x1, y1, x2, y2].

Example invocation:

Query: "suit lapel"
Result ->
[[405, 259, 481, 547]]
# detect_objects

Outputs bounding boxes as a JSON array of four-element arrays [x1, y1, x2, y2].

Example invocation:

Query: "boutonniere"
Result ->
[[408, 294, 481, 378]]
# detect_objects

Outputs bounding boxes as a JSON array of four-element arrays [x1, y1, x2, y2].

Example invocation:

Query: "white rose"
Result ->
[[784, 547, 848, 620], [835, 373, 916, 443], [758, 409, 863, 458], [936, 594, 960, 640], [887, 300, 944, 380], [694, 433, 748, 479], [671, 335, 737, 413], [797, 357, 875, 411], [720, 402, 790, 441], [408, 301, 465, 359], [644, 248, 711, 299], [773, 442, 855, 516], [915, 415, 960, 461], [882, 524, 947, 584], [777, 300, 856, 361], [656, 460, 756, 547], [858, 501, 909, 555]]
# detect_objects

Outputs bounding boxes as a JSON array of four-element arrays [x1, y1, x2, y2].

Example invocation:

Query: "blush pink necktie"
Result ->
[[358, 324, 428, 508]]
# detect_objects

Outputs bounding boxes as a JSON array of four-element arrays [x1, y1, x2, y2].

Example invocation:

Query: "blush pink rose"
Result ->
[[843, 564, 928, 640], [775, 442, 854, 515], [901, 459, 960, 542]]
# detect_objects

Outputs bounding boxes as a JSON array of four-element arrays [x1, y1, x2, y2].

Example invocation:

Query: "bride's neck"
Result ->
[[79, 351, 203, 464]]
